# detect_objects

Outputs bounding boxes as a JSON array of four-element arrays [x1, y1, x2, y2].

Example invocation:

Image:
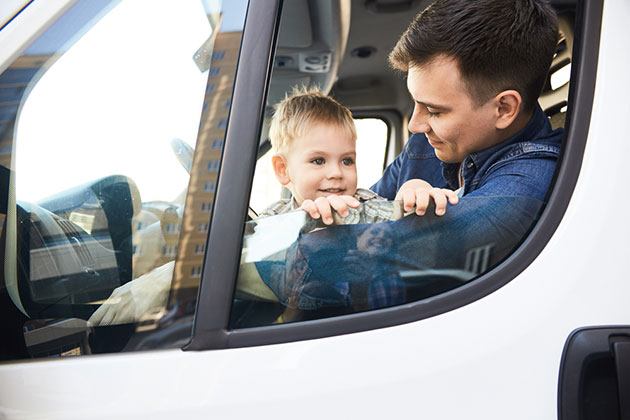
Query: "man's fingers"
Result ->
[[88, 305, 106, 326], [401, 188, 416, 212], [99, 306, 116, 326], [414, 189, 430, 215], [446, 189, 459, 205], [429, 188, 448, 216]]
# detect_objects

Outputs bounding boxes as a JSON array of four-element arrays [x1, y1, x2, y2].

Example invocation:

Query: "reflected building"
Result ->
[[170, 31, 242, 307]]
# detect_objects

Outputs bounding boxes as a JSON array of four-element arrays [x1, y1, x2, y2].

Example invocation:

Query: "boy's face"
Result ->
[[274, 122, 357, 205], [406, 55, 504, 163]]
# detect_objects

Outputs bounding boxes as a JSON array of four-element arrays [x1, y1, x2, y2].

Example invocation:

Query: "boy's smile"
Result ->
[[279, 122, 357, 205], [406, 55, 503, 164]]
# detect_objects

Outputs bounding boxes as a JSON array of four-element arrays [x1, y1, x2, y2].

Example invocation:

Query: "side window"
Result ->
[[355, 118, 389, 188], [0, 0, 248, 361], [229, 1, 577, 328]]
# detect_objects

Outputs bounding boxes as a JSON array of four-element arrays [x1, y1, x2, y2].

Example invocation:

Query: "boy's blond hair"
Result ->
[[269, 86, 356, 154]]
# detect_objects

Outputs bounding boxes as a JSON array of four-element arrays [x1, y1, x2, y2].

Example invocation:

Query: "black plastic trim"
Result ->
[[187, 0, 603, 350], [184, 0, 282, 350]]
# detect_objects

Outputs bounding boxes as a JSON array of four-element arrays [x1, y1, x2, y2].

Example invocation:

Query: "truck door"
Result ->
[[1, 1, 628, 420]]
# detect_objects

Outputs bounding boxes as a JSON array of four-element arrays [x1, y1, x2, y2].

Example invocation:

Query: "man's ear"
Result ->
[[494, 90, 522, 129], [271, 154, 291, 186]]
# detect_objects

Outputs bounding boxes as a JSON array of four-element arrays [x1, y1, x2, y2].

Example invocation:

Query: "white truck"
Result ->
[[0, 1, 627, 419]]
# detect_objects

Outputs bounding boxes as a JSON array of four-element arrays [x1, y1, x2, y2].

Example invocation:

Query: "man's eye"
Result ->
[[427, 109, 440, 117], [311, 158, 325, 165], [342, 157, 355, 166]]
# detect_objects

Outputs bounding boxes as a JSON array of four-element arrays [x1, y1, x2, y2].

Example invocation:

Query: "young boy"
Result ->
[[262, 87, 458, 225]]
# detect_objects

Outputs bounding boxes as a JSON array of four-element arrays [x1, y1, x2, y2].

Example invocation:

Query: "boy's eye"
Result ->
[[311, 157, 325, 165], [342, 157, 355, 166]]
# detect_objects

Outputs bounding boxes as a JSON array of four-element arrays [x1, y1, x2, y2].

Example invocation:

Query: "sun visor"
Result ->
[[277, 0, 312, 48]]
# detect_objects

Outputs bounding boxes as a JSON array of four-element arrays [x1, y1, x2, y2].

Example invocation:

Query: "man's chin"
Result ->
[[433, 149, 459, 164]]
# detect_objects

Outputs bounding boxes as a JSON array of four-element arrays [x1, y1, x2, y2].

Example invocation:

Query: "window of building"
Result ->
[[165, 223, 180, 234], [204, 181, 216, 192], [207, 159, 220, 172], [162, 245, 178, 257]]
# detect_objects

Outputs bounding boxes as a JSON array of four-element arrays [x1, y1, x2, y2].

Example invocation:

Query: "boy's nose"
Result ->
[[327, 163, 343, 178]]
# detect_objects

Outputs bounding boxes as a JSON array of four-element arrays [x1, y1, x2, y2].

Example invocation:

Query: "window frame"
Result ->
[[186, 0, 603, 351]]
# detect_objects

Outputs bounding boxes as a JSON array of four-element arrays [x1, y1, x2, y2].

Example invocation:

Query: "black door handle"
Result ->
[[614, 340, 630, 420], [559, 327, 630, 420]]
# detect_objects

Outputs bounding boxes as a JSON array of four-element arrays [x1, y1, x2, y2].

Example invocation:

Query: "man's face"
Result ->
[[407, 55, 500, 163], [284, 122, 357, 205]]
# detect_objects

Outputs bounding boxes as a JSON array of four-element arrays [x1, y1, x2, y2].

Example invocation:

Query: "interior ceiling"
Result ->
[[333, 0, 434, 116]]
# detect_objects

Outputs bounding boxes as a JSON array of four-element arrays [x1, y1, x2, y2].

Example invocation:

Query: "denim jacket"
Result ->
[[372, 105, 564, 202]]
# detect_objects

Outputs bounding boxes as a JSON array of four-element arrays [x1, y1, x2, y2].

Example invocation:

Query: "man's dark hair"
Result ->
[[389, 0, 559, 111]]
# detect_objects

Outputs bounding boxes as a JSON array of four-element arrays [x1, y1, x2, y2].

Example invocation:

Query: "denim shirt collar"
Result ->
[[442, 105, 551, 191]]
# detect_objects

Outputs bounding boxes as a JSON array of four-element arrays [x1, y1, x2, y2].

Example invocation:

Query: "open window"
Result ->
[[224, 0, 597, 334]]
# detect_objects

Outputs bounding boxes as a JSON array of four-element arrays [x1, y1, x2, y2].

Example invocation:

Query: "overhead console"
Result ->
[[266, 0, 350, 107]]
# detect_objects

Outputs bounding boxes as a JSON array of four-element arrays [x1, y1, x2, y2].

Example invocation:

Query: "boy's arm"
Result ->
[[396, 179, 459, 216]]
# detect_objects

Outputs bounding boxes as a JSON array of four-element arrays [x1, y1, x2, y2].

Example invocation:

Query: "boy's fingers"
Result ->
[[429, 188, 447, 216], [328, 195, 350, 217], [340, 195, 360, 208], [314, 197, 334, 224], [300, 200, 321, 219], [414, 189, 430, 215]]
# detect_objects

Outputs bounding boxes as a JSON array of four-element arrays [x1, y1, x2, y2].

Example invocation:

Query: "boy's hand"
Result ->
[[395, 179, 459, 216], [301, 195, 360, 225]]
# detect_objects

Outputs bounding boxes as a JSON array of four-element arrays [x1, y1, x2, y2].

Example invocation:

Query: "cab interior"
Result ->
[[256, 0, 575, 183]]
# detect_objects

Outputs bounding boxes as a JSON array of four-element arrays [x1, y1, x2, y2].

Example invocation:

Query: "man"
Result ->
[[372, 0, 562, 208]]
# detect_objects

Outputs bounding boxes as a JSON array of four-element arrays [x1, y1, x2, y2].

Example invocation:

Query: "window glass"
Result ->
[[230, 0, 572, 328], [0, 0, 248, 361], [355, 118, 388, 189]]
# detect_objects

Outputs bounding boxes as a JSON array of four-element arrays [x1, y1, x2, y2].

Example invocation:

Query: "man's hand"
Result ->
[[300, 195, 360, 225], [88, 261, 174, 326], [395, 179, 459, 216]]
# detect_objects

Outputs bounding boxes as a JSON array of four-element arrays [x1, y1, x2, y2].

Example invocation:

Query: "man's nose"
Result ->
[[409, 110, 431, 134]]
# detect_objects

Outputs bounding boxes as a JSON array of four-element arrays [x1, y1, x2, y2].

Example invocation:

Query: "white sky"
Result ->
[[16, 1, 211, 203]]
